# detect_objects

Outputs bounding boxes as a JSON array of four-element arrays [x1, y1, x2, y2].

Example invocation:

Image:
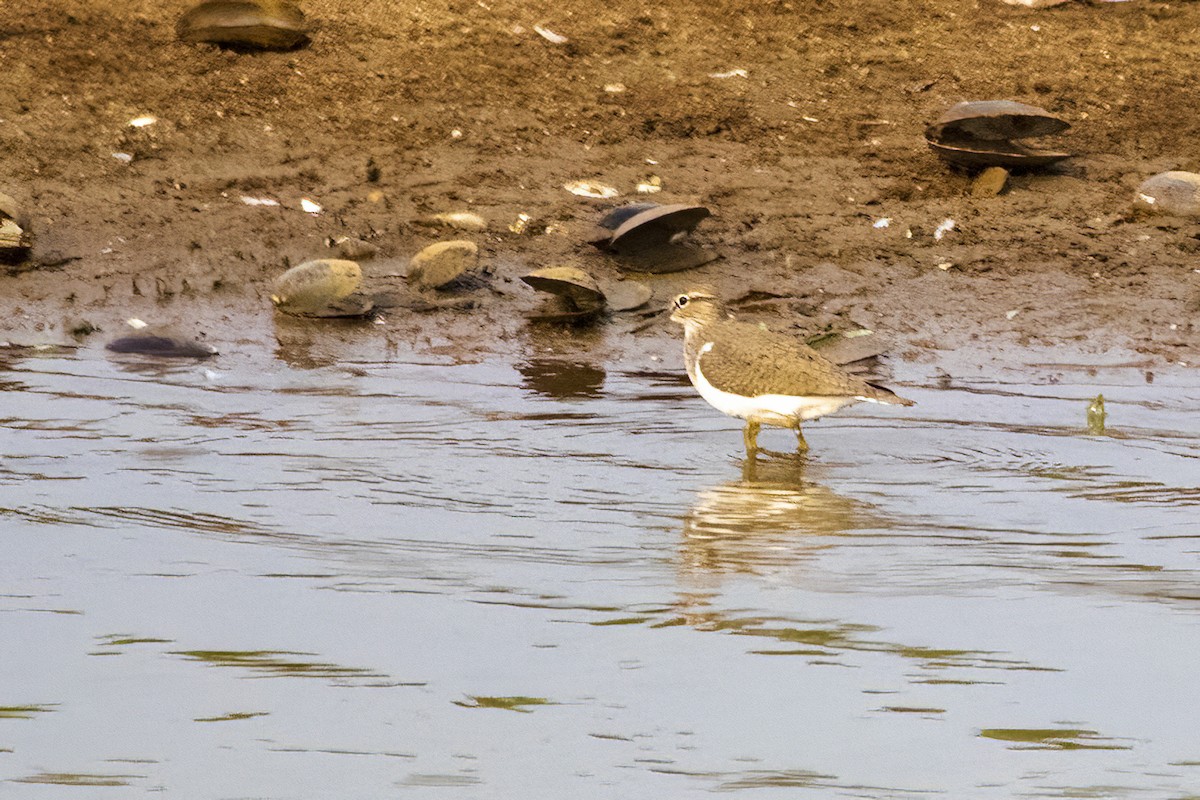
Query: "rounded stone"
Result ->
[[1133, 171, 1200, 217], [407, 240, 478, 291], [271, 259, 362, 315]]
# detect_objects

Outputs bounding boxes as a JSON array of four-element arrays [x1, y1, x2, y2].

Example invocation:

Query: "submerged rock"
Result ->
[[599, 279, 653, 312]]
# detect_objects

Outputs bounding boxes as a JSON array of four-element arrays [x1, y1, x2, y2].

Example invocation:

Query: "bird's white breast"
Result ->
[[692, 342, 858, 424]]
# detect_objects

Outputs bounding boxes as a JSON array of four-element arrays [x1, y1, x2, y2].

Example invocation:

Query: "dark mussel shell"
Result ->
[[927, 100, 1069, 141], [926, 138, 1071, 169], [597, 203, 662, 232], [925, 100, 1071, 168], [608, 204, 711, 254], [106, 333, 217, 358]]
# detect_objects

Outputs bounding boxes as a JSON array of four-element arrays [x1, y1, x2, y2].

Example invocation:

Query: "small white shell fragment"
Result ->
[[937, 261, 954, 271], [636, 176, 663, 194], [604, 83, 627, 94], [429, 211, 488, 231], [709, 68, 748, 79], [1005, 309, 1019, 320], [509, 212, 533, 234], [533, 24, 568, 44], [802, 116, 820, 123], [564, 181, 619, 199], [873, 218, 891, 229], [300, 198, 322, 214], [933, 218, 956, 240], [450, 128, 464, 139], [126, 318, 149, 330], [112, 152, 134, 163], [128, 115, 157, 128], [241, 196, 280, 207]]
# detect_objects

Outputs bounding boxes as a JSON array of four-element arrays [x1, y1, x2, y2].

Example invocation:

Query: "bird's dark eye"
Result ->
[[676, 295, 689, 307]]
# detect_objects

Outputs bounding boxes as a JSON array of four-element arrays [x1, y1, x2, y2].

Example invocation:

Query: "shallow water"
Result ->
[[2, 339, 1198, 798]]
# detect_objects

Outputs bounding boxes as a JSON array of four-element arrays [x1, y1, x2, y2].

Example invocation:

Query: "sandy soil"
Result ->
[[2, 0, 1199, 379]]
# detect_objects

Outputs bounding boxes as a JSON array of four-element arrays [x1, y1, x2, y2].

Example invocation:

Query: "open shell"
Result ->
[[925, 100, 1071, 168], [607, 204, 711, 254], [177, 0, 310, 50], [521, 266, 606, 322], [521, 266, 605, 307], [597, 203, 661, 232]]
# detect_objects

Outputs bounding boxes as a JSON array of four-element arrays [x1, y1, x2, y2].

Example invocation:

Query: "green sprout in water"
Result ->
[[1087, 394, 1107, 435], [171, 650, 383, 681], [453, 695, 554, 713], [194, 711, 270, 723], [980, 727, 1131, 750], [0, 705, 56, 719]]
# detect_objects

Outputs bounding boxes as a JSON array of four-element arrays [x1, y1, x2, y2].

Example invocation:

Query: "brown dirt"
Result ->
[[3, 0, 1199, 377]]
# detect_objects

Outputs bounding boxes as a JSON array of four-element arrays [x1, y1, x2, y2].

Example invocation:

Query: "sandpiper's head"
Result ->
[[669, 289, 724, 326]]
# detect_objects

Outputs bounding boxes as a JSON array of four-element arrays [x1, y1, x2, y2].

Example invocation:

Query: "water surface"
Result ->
[[2, 341, 1198, 798]]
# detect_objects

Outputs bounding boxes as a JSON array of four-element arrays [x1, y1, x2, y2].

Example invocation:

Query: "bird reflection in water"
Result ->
[[680, 456, 886, 579]]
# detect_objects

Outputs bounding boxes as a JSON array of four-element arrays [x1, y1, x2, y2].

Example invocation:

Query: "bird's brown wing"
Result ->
[[697, 321, 871, 398]]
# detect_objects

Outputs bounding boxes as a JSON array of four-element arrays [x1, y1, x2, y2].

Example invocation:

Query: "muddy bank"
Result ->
[[2, 0, 1198, 377]]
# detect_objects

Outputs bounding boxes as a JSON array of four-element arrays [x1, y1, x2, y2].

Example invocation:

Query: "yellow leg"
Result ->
[[794, 423, 809, 454], [743, 421, 761, 455]]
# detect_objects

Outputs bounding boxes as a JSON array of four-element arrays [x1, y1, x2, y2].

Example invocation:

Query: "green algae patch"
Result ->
[[980, 728, 1132, 750], [453, 695, 554, 713]]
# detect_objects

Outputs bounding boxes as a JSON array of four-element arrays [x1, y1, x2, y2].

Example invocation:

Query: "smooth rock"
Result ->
[[599, 279, 652, 312], [407, 240, 478, 291], [272, 259, 362, 315], [971, 166, 1009, 198], [1133, 171, 1200, 217]]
